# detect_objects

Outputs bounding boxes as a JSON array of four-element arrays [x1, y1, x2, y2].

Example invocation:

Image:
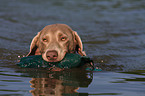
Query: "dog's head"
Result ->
[[27, 24, 86, 62]]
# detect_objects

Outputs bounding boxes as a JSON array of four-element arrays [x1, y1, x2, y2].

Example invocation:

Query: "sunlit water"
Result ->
[[0, 0, 145, 96]]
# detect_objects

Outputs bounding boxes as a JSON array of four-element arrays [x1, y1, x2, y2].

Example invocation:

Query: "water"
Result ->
[[0, 0, 145, 95]]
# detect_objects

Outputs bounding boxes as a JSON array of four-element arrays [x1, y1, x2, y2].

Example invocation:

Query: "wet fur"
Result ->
[[27, 24, 86, 62]]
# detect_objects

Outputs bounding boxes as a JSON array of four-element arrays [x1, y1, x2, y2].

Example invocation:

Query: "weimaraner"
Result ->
[[27, 24, 86, 62]]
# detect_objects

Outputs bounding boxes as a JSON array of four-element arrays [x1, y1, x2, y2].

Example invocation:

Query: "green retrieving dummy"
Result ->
[[17, 53, 101, 71]]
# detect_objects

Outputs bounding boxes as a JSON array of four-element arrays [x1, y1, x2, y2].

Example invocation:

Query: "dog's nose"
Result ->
[[46, 50, 58, 60]]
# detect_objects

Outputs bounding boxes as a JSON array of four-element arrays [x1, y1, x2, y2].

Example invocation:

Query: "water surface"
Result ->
[[0, 0, 145, 96]]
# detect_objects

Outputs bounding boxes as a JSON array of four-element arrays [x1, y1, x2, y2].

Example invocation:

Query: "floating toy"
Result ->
[[17, 53, 101, 71]]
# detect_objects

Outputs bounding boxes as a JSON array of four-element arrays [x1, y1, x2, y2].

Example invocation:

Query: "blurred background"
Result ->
[[1, 0, 145, 71]]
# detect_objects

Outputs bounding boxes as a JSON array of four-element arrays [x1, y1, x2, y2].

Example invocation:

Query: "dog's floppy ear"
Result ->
[[73, 31, 86, 56], [27, 32, 41, 56]]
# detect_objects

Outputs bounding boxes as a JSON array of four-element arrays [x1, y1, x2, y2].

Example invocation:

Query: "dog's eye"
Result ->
[[61, 37, 66, 41], [42, 38, 47, 42]]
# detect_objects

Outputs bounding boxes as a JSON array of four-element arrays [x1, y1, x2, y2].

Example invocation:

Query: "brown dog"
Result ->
[[27, 24, 86, 62]]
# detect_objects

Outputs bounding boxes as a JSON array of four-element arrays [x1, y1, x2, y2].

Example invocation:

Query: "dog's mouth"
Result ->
[[42, 50, 66, 62]]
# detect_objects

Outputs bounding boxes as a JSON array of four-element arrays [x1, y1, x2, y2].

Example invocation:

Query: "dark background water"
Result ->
[[0, 0, 145, 96]]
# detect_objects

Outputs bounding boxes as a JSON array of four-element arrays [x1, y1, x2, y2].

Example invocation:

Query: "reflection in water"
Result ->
[[19, 69, 92, 96], [29, 78, 78, 96]]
